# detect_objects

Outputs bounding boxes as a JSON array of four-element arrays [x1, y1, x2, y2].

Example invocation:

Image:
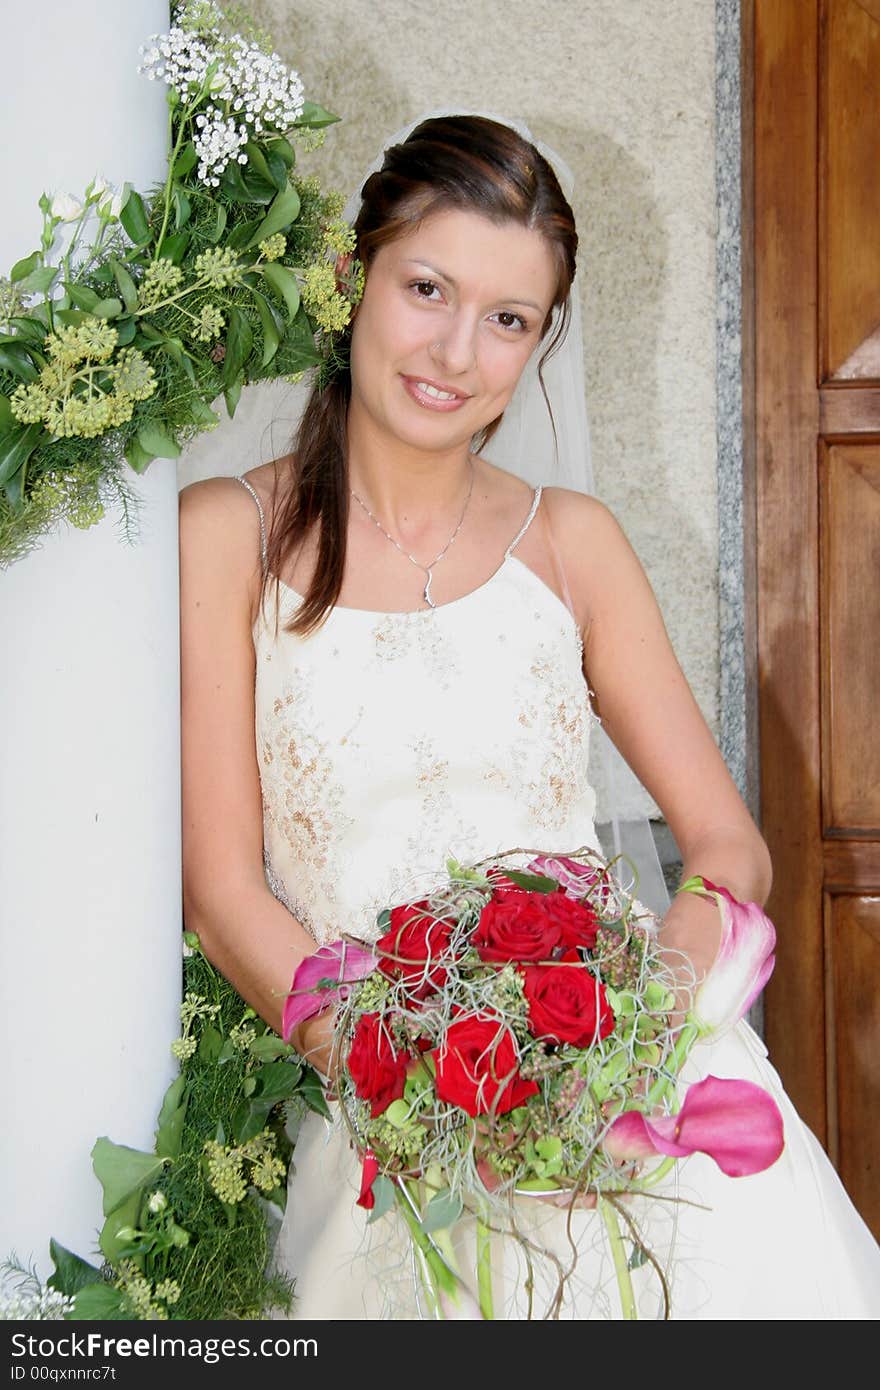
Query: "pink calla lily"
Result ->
[[604, 1074, 785, 1177], [690, 879, 776, 1036], [281, 939, 378, 1042]]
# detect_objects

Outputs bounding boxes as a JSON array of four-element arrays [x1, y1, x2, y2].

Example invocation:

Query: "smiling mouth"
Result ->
[[401, 374, 472, 407]]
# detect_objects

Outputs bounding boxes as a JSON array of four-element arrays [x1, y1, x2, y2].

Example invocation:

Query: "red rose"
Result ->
[[356, 1149, 380, 1209], [521, 963, 616, 1047], [542, 894, 600, 952], [432, 1013, 539, 1117], [376, 901, 454, 997], [472, 890, 562, 963], [347, 1012, 408, 1117]]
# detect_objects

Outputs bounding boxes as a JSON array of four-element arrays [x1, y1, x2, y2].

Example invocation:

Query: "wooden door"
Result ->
[[750, 0, 880, 1237]]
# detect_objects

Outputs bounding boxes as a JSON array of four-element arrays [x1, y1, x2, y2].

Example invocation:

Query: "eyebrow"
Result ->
[[400, 259, 545, 313]]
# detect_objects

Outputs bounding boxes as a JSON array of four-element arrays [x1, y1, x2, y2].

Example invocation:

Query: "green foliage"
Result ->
[[40, 940, 327, 1321], [0, 2, 357, 569]]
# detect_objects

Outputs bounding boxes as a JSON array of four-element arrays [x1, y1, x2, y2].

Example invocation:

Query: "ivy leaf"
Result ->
[[155, 1075, 189, 1159], [250, 289, 282, 367], [247, 185, 301, 248], [628, 1242, 650, 1270], [19, 265, 58, 295], [421, 1188, 463, 1233], [295, 101, 340, 129], [66, 284, 100, 313], [244, 141, 287, 192], [223, 305, 253, 387], [503, 869, 559, 894], [92, 297, 123, 320], [221, 160, 276, 205], [124, 436, 154, 474], [0, 422, 43, 488], [224, 375, 243, 418], [137, 422, 181, 459], [205, 202, 227, 244], [231, 1096, 274, 1144], [262, 263, 300, 322], [266, 135, 296, 168], [0, 344, 40, 382], [91, 1137, 167, 1216], [188, 396, 221, 429], [109, 257, 138, 313], [114, 317, 137, 347], [120, 189, 150, 245], [7, 316, 47, 346], [298, 1066, 331, 1120], [173, 187, 192, 230], [251, 1060, 304, 1104], [198, 1023, 223, 1062], [172, 143, 198, 179], [46, 1241, 103, 1297], [161, 336, 196, 384], [158, 231, 190, 265], [366, 1175, 396, 1225], [248, 1033, 296, 1063], [68, 1283, 129, 1320], [10, 251, 40, 283]]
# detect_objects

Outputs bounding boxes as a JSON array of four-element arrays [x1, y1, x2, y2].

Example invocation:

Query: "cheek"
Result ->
[[480, 336, 537, 401]]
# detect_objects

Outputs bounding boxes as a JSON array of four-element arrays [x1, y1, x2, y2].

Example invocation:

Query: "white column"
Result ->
[[0, 0, 180, 1277]]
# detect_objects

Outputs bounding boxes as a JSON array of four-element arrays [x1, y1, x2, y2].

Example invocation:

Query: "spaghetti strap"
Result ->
[[538, 502, 577, 624], [233, 474, 268, 575], [504, 486, 543, 557]]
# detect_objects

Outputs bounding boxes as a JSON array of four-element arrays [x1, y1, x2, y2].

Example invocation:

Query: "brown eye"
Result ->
[[492, 310, 528, 332]]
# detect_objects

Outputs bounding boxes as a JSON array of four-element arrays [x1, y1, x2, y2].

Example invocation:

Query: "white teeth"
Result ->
[[416, 382, 458, 401]]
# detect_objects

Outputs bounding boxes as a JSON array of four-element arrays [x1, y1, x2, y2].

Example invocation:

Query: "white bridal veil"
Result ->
[[342, 109, 670, 915]]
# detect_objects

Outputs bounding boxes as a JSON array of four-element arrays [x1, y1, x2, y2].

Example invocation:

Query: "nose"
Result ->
[[429, 312, 477, 375]]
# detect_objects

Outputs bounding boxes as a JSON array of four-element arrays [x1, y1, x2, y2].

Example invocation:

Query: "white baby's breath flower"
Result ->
[[50, 192, 83, 223]]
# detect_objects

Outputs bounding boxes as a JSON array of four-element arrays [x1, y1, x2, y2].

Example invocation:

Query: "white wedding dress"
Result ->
[[238, 476, 880, 1320]]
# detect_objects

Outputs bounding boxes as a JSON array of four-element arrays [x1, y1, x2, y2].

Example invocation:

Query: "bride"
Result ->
[[178, 114, 880, 1318]]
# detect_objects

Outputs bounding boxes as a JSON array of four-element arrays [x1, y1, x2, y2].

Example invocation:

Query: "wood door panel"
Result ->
[[822, 0, 880, 381], [827, 893, 880, 1235], [755, 0, 880, 1227], [821, 444, 880, 831], [757, 0, 826, 1140]]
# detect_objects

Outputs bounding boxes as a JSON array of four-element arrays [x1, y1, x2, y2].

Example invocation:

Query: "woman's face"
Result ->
[[348, 207, 559, 455]]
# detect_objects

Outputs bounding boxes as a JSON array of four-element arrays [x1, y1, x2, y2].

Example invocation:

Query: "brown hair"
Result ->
[[264, 114, 578, 634]]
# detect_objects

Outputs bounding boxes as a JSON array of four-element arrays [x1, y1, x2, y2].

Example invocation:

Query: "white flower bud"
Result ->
[[50, 192, 84, 222], [87, 173, 110, 200]]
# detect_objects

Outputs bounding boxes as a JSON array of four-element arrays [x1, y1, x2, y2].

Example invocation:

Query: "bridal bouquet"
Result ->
[[283, 848, 784, 1320], [0, 0, 360, 566]]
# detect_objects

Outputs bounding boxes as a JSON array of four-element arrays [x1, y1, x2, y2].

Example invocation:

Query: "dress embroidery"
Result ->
[[250, 537, 600, 947]]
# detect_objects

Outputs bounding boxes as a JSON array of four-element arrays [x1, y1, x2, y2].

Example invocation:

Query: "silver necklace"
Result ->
[[350, 462, 475, 609]]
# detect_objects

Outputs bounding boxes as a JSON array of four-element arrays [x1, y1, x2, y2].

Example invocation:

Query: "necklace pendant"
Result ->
[[423, 570, 436, 609]]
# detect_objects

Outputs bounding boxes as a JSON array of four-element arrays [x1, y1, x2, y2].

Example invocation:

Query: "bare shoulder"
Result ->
[[179, 474, 271, 630], [541, 487, 636, 575]]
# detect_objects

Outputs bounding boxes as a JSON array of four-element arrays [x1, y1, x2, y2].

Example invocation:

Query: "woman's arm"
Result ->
[[546, 489, 772, 987], [179, 476, 333, 1070]]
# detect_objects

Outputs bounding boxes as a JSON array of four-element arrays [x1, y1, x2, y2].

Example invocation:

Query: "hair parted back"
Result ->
[[263, 114, 578, 635]]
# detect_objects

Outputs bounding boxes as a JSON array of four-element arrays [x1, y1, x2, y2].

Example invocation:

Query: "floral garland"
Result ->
[[0, 0, 361, 567], [1, 935, 325, 1321]]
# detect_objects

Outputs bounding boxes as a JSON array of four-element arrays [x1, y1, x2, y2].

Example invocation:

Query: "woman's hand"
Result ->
[[657, 887, 724, 1027], [290, 1006, 340, 1092]]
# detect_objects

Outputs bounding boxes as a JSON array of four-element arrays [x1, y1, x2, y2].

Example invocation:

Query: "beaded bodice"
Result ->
[[239, 479, 601, 945]]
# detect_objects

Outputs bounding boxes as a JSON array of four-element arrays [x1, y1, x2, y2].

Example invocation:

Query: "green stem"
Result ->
[[155, 98, 197, 259], [476, 1218, 494, 1320], [644, 1020, 699, 1110], [598, 1196, 637, 1320]]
